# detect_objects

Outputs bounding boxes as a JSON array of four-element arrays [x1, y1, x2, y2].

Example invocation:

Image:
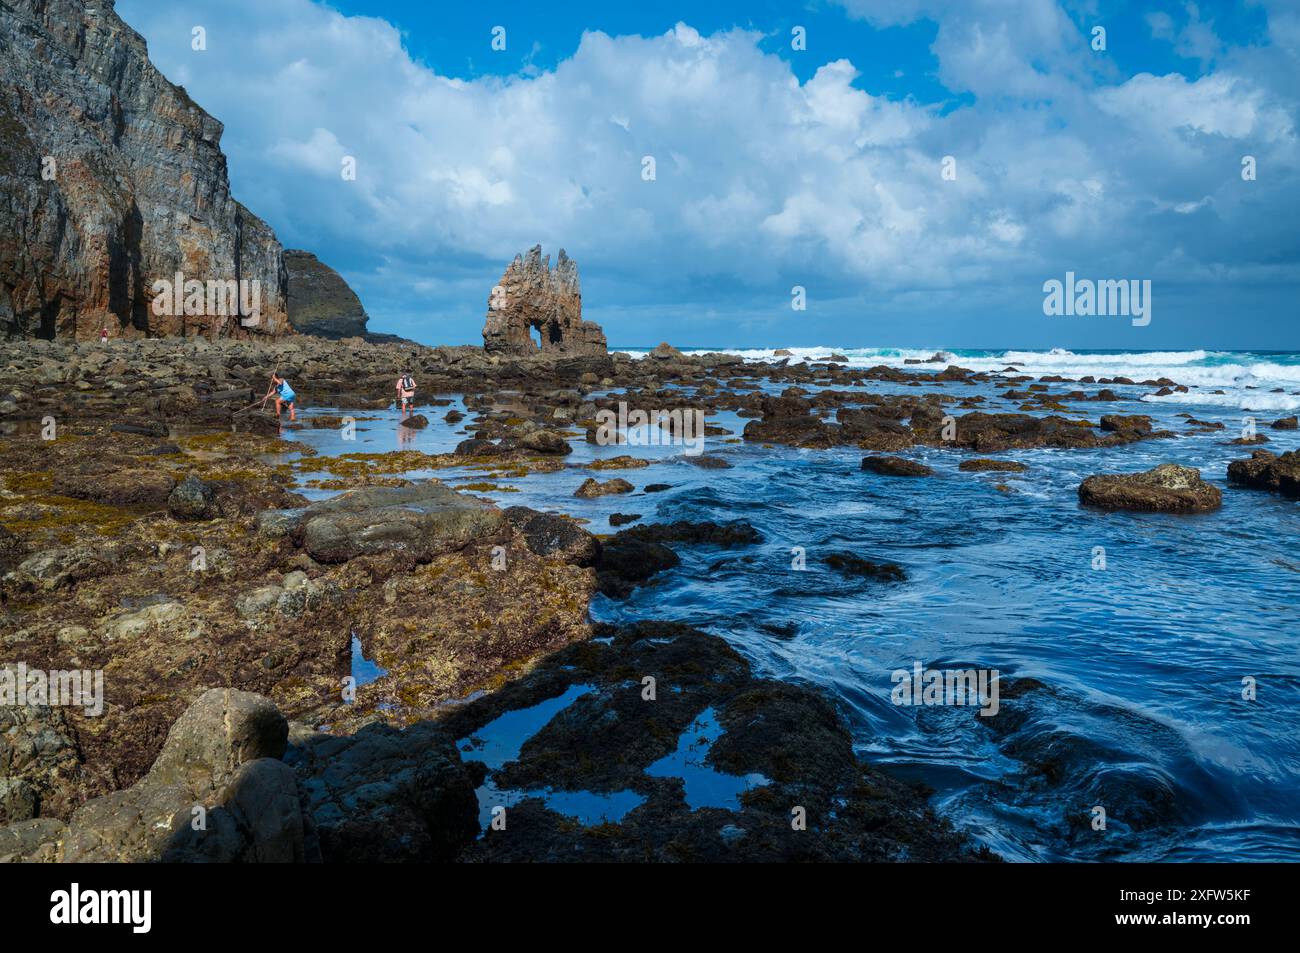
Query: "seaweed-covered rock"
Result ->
[[595, 538, 680, 597], [52, 468, 176, 505], [168, 475, 217, 520], [1099, 414, 1153, 434], [443, 622, 993, 863], [958, 458, 1027, 472], [261, 481, 505, 563]]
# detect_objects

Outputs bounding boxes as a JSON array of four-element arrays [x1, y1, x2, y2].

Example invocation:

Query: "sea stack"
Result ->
[[284, 250, 369, 340], [482, 245, 607, 356]]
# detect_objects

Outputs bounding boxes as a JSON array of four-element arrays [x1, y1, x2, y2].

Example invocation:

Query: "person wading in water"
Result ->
[[396, 370, 416, 415], [262, 371, 297, 421]]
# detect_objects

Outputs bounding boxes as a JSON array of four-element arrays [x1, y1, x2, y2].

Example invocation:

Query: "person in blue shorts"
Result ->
[[263, 371, 297, 421]]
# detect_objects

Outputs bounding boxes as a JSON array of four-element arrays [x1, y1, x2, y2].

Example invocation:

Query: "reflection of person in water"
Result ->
[[397, 416, 415, 448]]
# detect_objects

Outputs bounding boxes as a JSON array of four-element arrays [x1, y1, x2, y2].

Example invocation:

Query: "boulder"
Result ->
[[168, 475, 217, 520], [51, 689, 307, 863], [290, 482, 505, 563], [503, 506, 601, 566], [575, 477, 633, 498], [1227, 449, 1300, 497], [861, 455, 933, 477], [518, 430, 572, 455], [1078, 463, 1222, 513]]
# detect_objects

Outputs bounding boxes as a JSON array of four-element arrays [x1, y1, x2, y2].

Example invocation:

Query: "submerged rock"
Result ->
[[975, 677, 1207, 856], [1078, 463, 1221, 513], [958, 458, 1027, 472], [823, 553, 906, 581]]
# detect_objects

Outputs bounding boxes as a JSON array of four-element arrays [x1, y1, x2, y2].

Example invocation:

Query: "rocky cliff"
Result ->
[[0, 0, 288, 339], [482, 245, 607, 356], [284, 250, 368, 340]]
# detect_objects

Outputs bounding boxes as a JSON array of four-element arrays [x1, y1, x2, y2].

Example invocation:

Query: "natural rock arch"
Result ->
[[482, 245, 607, 356]]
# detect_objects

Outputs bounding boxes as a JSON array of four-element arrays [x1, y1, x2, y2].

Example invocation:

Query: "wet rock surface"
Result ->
[[1227, 449, 1300, 497], [1078, 463, 1222, 513], [0, 330, 1258, 864], [861, 455, 933, 477], [444, 622, 993, 862]]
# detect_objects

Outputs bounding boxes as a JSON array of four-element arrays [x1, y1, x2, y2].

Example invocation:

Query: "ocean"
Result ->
[[283, 348, 1300, 862]]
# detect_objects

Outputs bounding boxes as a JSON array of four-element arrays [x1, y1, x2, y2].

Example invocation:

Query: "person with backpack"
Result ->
[[396, 370, 416, 414], [262, 371, 297, 422]]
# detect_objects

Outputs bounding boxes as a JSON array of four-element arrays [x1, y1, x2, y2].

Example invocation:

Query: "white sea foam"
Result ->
[[614, 346, 1300, 410]]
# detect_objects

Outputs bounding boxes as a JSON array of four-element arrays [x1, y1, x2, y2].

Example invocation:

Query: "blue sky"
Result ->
[[117, 0, 1299, 349]]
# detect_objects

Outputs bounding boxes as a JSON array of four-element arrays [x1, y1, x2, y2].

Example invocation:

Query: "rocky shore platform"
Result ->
[[0, 335, 1279, 862]]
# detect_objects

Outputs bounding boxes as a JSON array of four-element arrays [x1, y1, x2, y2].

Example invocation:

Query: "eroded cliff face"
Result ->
[[0, 0, 289, 339], [482, 245, 607, 356]]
